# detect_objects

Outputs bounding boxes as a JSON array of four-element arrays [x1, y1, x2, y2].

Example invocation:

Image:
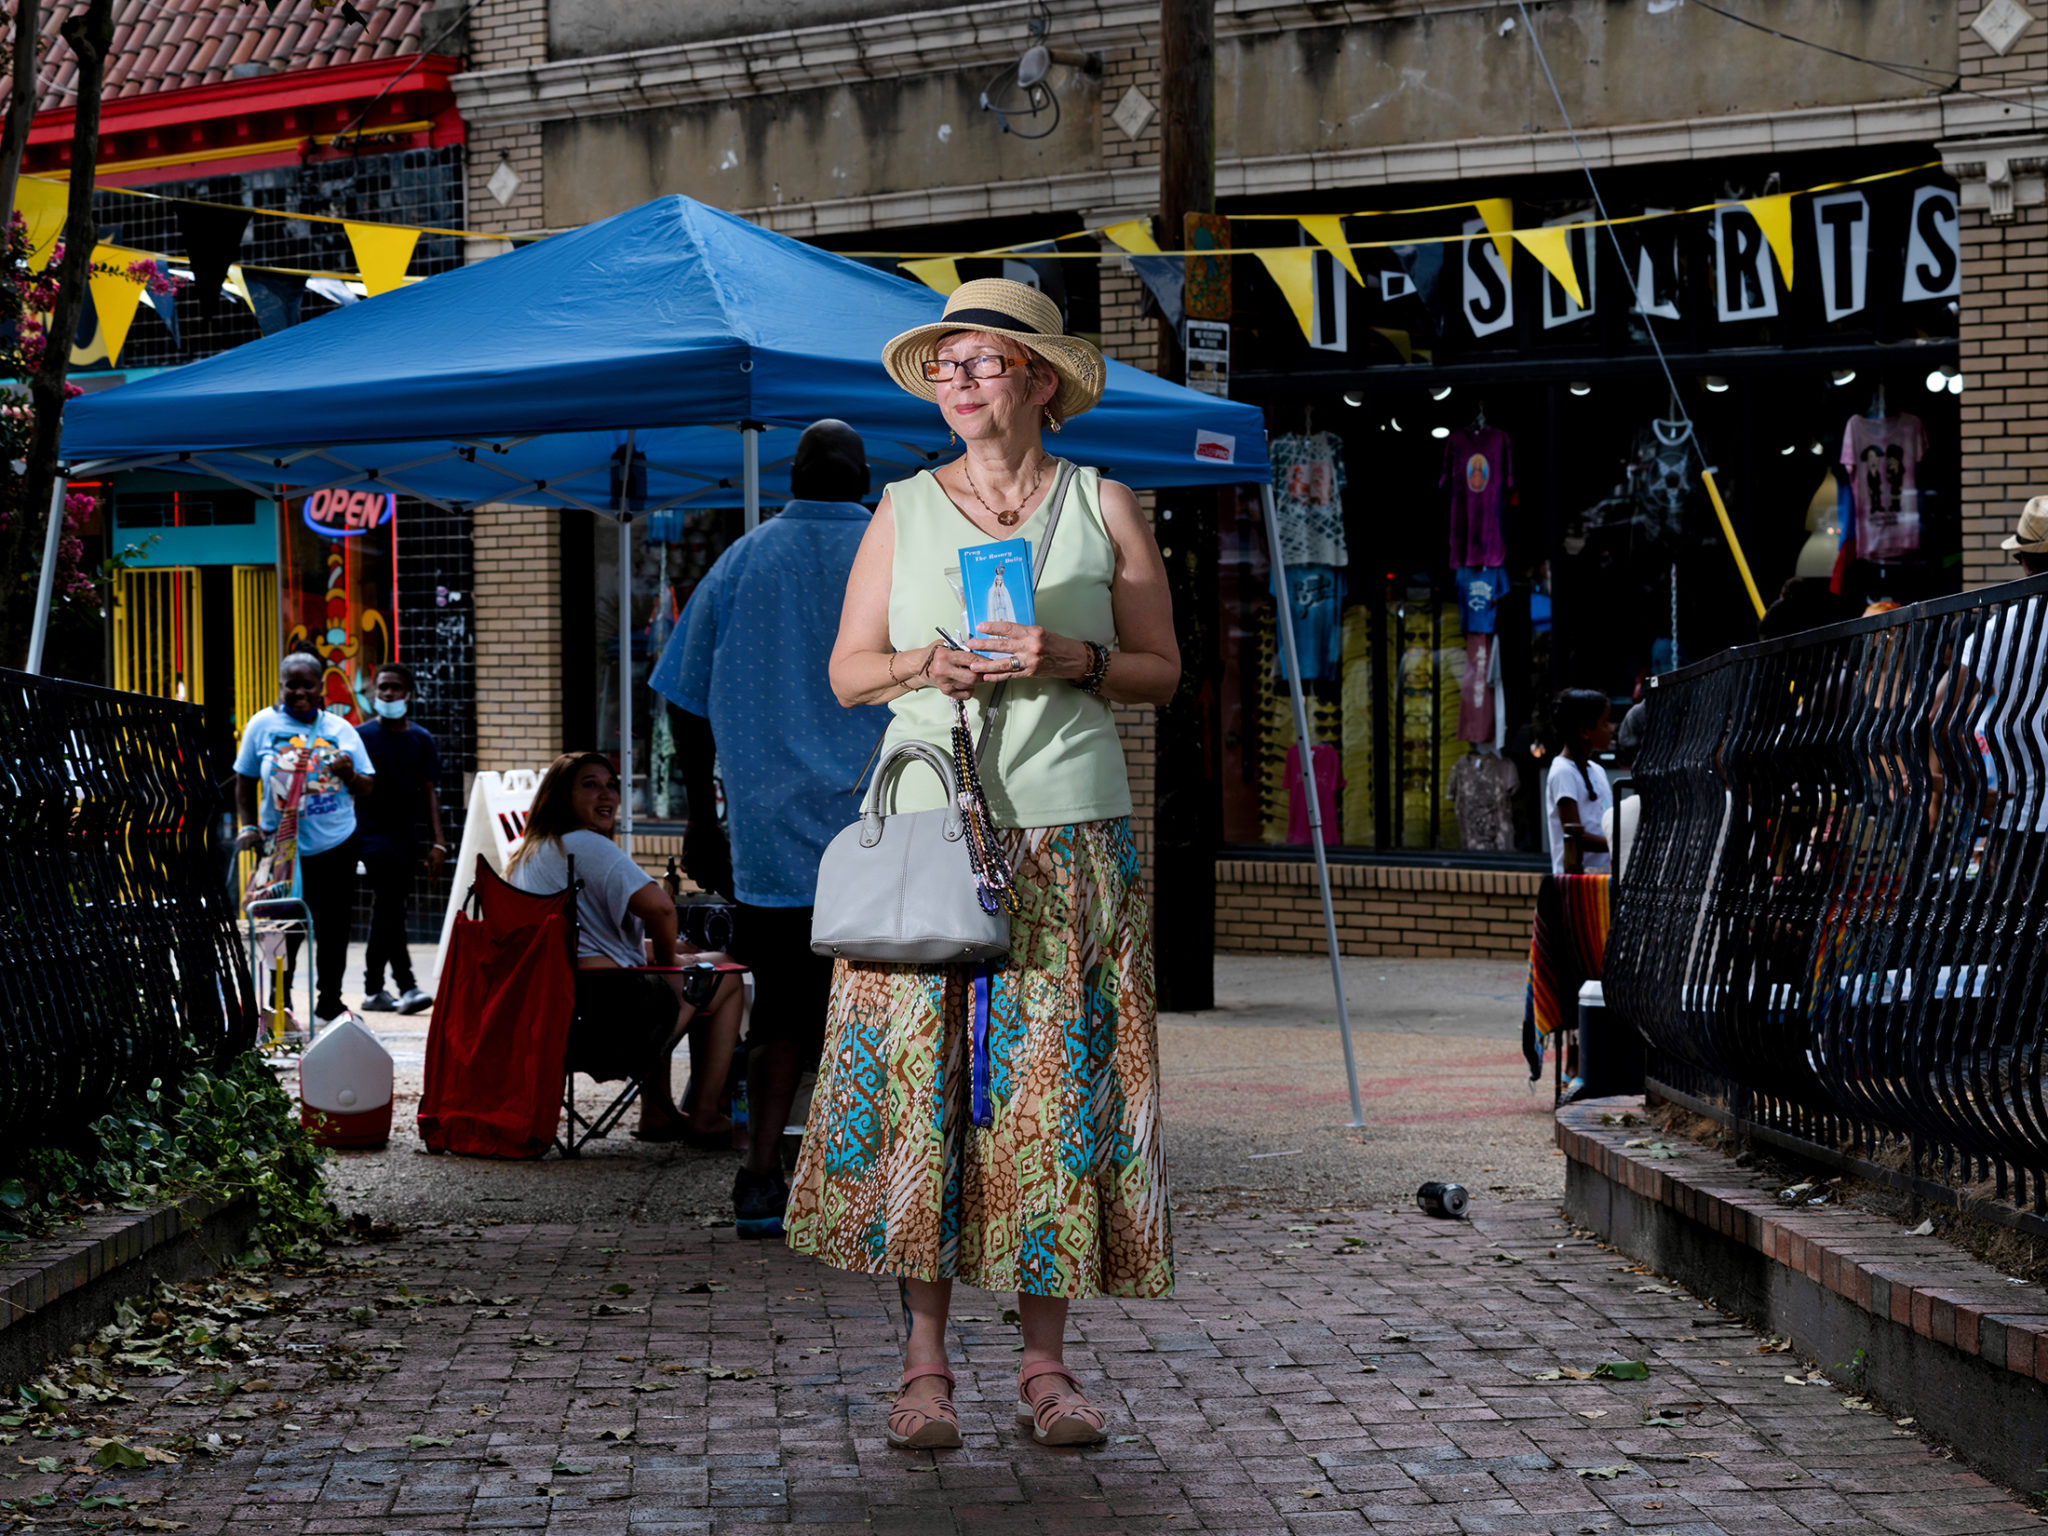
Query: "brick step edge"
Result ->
[[1559, 1096, 2048, 1495], [0, 1191, 259, 1397]]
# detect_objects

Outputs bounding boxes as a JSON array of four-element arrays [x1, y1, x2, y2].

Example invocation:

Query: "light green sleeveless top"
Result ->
[[879, 461, 1132, 829]]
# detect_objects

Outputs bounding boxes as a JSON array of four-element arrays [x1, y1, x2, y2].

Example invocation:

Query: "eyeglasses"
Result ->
[[922, 353, 1030, 382]]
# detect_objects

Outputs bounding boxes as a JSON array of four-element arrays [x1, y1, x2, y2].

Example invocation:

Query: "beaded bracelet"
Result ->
[[1076, 640, 1111, 696]]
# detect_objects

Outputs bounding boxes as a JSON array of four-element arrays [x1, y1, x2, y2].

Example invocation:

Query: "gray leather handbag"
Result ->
[[809, 461, 1077, 965], [809, 740, 1011, 963]]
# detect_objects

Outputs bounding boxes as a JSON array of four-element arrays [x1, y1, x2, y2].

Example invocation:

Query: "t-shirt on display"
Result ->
[[1269, 431, 1349, 566], [1840, 413, 1930, 563], [1442, 426, 1512, 569]]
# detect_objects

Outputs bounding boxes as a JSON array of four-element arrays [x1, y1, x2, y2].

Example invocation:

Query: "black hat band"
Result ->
[[938, 306, 1046, 335]]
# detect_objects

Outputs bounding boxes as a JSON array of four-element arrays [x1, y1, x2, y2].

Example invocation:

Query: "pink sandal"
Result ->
[[1016, 1360, 1109, 1446], [887, 1363, 962, 1450]]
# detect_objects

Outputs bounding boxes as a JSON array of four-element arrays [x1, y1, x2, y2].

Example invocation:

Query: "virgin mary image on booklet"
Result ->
[[959, 537, 1035, 656]]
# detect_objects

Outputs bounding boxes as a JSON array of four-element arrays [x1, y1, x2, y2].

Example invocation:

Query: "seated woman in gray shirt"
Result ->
[[506, 751, 744, 1145]]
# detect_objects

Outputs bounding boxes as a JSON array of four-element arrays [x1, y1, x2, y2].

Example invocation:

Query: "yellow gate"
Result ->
[[111, 567, 204, 704], [232, 565, 279, 733]]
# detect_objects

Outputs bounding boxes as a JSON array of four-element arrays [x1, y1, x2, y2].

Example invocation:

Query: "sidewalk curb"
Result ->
[[1559, 1096, 2048, 1497], [0, 1191, 258, 1396]]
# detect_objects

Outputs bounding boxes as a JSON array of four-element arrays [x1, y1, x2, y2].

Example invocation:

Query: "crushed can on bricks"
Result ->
[[1415, 1181, 1469, 1219]]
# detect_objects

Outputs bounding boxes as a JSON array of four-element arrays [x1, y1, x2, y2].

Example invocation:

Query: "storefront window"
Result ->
[[1219, 363, 1959, 858], [591, 506, 740, 821]]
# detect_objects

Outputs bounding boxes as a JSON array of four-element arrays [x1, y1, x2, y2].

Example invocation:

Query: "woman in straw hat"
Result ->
[[785, 279, 1179, 1450]]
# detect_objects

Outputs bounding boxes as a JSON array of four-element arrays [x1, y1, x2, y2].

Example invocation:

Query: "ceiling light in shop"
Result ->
[[1781, 443, 1797, 455], [1343, 391, 1364, 407], [1926, 369, 1949, 393], [1430, 426, 1450, 439], [1949, 373, 1964, 396], [1810, 440, 1825, 455], [1831, 368, 1858, 387], [1389, 417, 1403, 432], [1430, 386, 1453, 401], [1704, 376, 1729, 393], [1568, 381, 1592, 396]]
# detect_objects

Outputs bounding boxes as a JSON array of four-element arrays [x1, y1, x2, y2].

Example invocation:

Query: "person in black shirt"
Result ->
[[357, 663, 448, 1014]]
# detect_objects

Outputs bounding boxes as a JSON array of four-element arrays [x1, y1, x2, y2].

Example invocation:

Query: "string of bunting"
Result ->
[[883, 161, 1943, 339]]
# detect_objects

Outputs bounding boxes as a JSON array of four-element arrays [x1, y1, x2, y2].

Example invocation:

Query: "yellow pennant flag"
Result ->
[[15, 176, 67, 270], [1742, 194, 1795, 290], [1296, 215, 1362, 285], [344, 221, 420, 297], [1512, 226, 1584, 309], [1472, 198, 1515, 276], [1253, 247, 1318, 342], [1102, 219, 1162, 255], [898, 257, 962, 296], [87, 244, 154, 366]]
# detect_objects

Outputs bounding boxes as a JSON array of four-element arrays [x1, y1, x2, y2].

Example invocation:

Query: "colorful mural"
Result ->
[[281, 491, 397, 722]]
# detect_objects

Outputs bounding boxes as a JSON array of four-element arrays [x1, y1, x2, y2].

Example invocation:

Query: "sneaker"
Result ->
[[395, 987, 433, 1015], [733, 1166, 788, 1239], [361, 990, 400, 1012]]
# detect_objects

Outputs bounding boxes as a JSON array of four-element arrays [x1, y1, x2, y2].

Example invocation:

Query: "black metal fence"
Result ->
[[0, 671, 255, 1146], [1609, 571, 2048, 1222]]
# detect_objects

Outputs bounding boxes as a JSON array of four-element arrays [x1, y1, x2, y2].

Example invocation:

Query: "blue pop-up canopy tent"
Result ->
[[49, 193, 1363, 1125], [59, 194, 1269, 510]]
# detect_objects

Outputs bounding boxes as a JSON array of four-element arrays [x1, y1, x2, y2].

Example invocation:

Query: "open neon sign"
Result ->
[[302, 487, 395, 537]]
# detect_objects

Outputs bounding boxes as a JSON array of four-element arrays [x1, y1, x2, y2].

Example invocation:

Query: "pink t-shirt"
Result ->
[[1841, 414, 1930, 562], [1286, 743, 1344, 845], [1443, 426, 1513, 569]]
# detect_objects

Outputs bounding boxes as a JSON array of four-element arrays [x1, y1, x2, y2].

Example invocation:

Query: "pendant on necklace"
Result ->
[[997, 510, 1019, 527]]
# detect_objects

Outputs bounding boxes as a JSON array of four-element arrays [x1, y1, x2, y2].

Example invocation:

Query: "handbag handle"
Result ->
[[974, 457, 1078, 762], [859, 739, 965, 845]]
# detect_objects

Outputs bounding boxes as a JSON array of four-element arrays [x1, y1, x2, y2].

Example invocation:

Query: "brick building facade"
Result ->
[[449, 0, 2023, 959]]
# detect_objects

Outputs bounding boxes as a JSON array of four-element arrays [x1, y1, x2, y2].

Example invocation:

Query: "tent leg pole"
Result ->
[[1260, 483, 1363, 1130], [25, 475, 68, 676], [742, 424, 760, 533], [618, 513, 634, 860]]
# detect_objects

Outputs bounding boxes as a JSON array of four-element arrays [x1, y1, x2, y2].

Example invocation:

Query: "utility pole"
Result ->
[[1156, 0, 1215, 376], [1152, 0, 1219, 1012]]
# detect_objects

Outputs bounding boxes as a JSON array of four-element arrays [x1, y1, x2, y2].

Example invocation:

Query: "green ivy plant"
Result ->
[[4, 1045, 336, 1261]]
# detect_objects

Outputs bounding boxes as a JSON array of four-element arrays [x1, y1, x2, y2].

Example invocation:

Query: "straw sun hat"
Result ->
[[881, 278, 1105, 423], [2002, 494, 2048, 553]]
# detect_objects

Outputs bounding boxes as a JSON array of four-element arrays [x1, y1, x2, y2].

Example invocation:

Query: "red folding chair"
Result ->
[[423, 855, 745, 1159]]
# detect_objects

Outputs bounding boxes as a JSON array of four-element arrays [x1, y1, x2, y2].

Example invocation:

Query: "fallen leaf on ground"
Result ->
[[629, 1383, 675, 1394], [1641, 1414, 1688, 1428], [1574, 1465, 1632, 1480], [1295, 1487, 1323, 1498], [406, 1436, 454, 1450], [595, 1428, 633, 1441], [1907, 1218, 1935, 1237], [1577, 1410, 1607, 1419], [1534, 1367, 1593, 1381], [550, 1461, 591, 1476], [138, 1520, 190, 1531], [1594, 1361, 1650, 1380], [341, 1442, 368, 1454]]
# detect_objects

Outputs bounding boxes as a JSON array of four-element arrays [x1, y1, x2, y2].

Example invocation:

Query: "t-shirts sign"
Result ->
[[1712, 206, 1779, 322], [1811, 191, 1870, 323], [1460, 216, 1514, 338], [1901, 187, 1961, 303]]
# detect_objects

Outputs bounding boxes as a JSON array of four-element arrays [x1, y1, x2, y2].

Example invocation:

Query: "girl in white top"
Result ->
[[1546, 688, 1617, 875]]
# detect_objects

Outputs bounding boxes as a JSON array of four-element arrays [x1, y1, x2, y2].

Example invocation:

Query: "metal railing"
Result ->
[[1608, 571, 2048, 1224], [0, 670, 256, 1145]]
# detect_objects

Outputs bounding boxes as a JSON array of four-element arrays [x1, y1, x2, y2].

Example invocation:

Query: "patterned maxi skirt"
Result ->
[[784, 818, 1173, 1299]]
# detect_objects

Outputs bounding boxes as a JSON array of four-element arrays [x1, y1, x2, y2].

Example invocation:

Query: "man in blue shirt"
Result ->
[[651, 420, 888, 1238], [234, 651, 376, 1029]]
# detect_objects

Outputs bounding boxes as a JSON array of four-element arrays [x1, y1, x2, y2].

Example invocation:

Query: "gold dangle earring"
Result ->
[[1045, 409, 1061, 435]]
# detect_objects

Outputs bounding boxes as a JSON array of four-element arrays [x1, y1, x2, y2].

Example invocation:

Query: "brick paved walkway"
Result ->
[[5, 1203, 2035, 1535]]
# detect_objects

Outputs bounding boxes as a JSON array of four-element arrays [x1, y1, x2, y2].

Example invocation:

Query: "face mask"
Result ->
[[373, 697, 408, 719]]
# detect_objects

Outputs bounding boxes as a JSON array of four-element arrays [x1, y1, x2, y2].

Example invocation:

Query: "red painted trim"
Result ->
[[30, 53, 463, 144], [90, 130, 445, 187]]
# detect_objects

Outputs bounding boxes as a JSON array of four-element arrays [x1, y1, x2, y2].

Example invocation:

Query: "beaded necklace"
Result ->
[[949, 699, 1017, 915]]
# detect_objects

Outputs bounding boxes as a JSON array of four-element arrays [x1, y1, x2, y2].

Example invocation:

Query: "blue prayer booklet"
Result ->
[[958, 538, 1034, 658]]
